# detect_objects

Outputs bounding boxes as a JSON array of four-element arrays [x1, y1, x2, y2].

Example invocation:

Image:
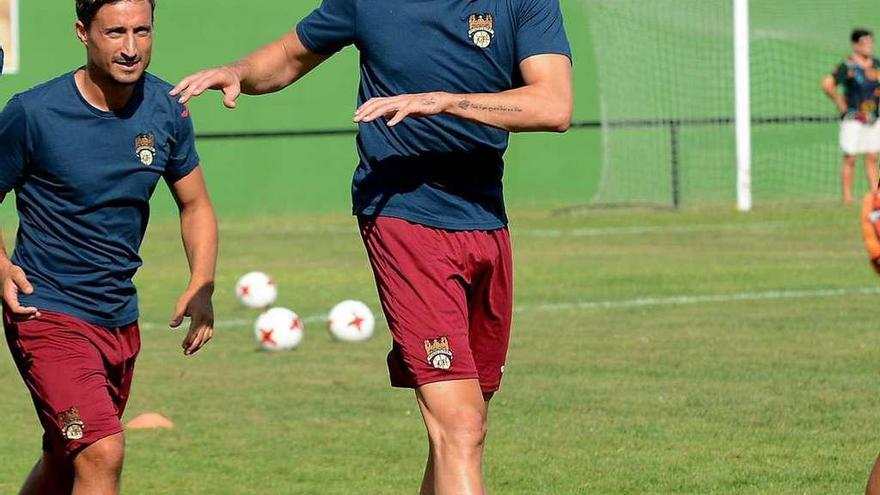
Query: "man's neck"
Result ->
[[853, 52, 874, 67], [74, 66, 137, 112]]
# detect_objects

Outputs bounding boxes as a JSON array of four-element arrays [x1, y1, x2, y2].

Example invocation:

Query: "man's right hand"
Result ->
[[170, 65, 242, 109], [1, 263, 40, 320]]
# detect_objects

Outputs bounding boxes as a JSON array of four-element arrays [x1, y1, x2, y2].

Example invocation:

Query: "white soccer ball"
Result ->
[[327, 300, 375, 342], [254, 307, 304, 351], [236, 272, 277, 309]]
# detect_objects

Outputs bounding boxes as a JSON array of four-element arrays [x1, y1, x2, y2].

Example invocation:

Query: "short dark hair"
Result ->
[[76, 0, 156, 27], [852, 28, 873, 44]]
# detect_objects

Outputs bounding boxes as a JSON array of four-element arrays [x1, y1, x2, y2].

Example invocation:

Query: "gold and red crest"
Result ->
[[57, 406, 85, 441], [134, 132, 156, 166], [424, 336, 453, 370], [468, 13, 495, 49]]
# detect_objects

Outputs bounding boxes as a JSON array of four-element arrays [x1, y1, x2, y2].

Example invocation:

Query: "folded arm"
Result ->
[[354, 53, 573, 132]]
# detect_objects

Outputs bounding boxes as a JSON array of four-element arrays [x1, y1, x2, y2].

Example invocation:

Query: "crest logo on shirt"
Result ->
[[468, 13, 495, 49], [57, 407, 85, 441], [424, 336, 453, 370], [134, 132, 156, 166]]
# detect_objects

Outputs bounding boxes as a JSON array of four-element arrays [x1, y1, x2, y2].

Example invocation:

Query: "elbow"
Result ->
[[553, 115, 572, 133], [820, 77, 834, 92], [550, 93, 573, 132], [548, 107, 573, 133]]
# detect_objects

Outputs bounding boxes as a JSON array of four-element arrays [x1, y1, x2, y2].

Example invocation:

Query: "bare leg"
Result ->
[[843, 154, 858, 204], [18, 451, 74, 495], [866, 153, 879, 192], [420, 392, 495, 495], [419, 444, 435, 495], [416, 379, 489, 495], [867, 451, 880, 495], [71, 432, 125, 495]]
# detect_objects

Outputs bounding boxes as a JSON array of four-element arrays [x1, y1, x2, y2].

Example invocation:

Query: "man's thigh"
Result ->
[[4, 310, 138, 457]]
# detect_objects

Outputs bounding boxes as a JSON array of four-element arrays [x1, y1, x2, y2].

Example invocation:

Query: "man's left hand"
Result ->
[[169, 283, 215, 356], [354, 92, 451, 127]]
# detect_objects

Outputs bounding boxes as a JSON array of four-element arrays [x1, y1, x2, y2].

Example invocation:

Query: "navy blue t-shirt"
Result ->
[[297, 0, 571, 230], [0, 71, 200, 327]]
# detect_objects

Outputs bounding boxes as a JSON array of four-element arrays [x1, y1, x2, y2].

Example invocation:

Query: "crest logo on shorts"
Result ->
[[135, 132, 156, 166], [468, 14, 495, 49], [57, 407, 85, 441], [424, 336, 453, 370]]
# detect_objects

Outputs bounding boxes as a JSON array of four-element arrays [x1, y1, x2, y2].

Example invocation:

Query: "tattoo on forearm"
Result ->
[[457, 99, 523, 113]]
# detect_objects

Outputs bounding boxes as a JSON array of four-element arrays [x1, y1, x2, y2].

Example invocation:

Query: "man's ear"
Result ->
[[75, 21, 89, 46]]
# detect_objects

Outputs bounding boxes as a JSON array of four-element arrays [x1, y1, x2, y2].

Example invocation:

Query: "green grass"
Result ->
[[2, 203, 880, 493]]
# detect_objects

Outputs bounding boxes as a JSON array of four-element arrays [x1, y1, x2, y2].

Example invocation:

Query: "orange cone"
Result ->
[[126, 413, 174, 430]]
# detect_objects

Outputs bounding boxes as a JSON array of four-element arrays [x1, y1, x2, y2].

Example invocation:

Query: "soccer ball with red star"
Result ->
[[254, 307, 304, 351], [327, 300, 375, 342], [236, 271, 278, 309]]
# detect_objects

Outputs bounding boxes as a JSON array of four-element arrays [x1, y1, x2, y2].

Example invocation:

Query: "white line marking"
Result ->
[[139, 286, 880, 329], [140, 313, 330, 330], [513, 221, 797, 238], [517, 287, 880, 312]]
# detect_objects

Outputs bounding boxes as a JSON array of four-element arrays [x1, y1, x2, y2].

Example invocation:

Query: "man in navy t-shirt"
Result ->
[[0, 1, 218, 493], [173, 1, 571, 491]]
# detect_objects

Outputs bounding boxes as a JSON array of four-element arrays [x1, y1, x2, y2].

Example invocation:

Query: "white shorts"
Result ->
[[841, 119, 880, 155]]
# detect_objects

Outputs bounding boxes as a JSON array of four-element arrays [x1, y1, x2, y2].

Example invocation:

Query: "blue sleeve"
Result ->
[[515, 0, 572, 64], [296, 0, 357, 55], [0, 97, 30, 193], [164, 104, 200, 184]]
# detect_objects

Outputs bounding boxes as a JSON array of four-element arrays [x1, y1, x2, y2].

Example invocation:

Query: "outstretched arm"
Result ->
[[171, 31, 329, 108], [354, 54, 573, 133], [168, 168, 218, 355]]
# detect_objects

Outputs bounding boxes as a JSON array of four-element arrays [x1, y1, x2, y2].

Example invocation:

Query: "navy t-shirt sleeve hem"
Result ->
[[295, 23, 327, 55], [0, 96, 30, 193], [164, 158, 200, 184], [516, 50, 573, 66]]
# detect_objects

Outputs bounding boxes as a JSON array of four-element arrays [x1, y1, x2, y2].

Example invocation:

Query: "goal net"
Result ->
[[582, 0, 880, 207]]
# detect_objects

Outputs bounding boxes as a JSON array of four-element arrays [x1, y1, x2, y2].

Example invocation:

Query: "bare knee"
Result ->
[[73, 434, 125, 480], [430, 409, 487, 454]]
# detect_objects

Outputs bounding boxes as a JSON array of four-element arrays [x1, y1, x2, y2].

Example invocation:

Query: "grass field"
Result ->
[[1, 203, 880, 493]]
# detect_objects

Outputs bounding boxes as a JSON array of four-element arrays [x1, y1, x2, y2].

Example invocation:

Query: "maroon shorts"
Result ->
[[359, 216, 513, 393], [4, 309, 140, 457]]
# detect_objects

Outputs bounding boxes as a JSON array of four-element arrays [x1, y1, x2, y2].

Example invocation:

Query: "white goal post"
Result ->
[[734, 0, 752, 211]]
